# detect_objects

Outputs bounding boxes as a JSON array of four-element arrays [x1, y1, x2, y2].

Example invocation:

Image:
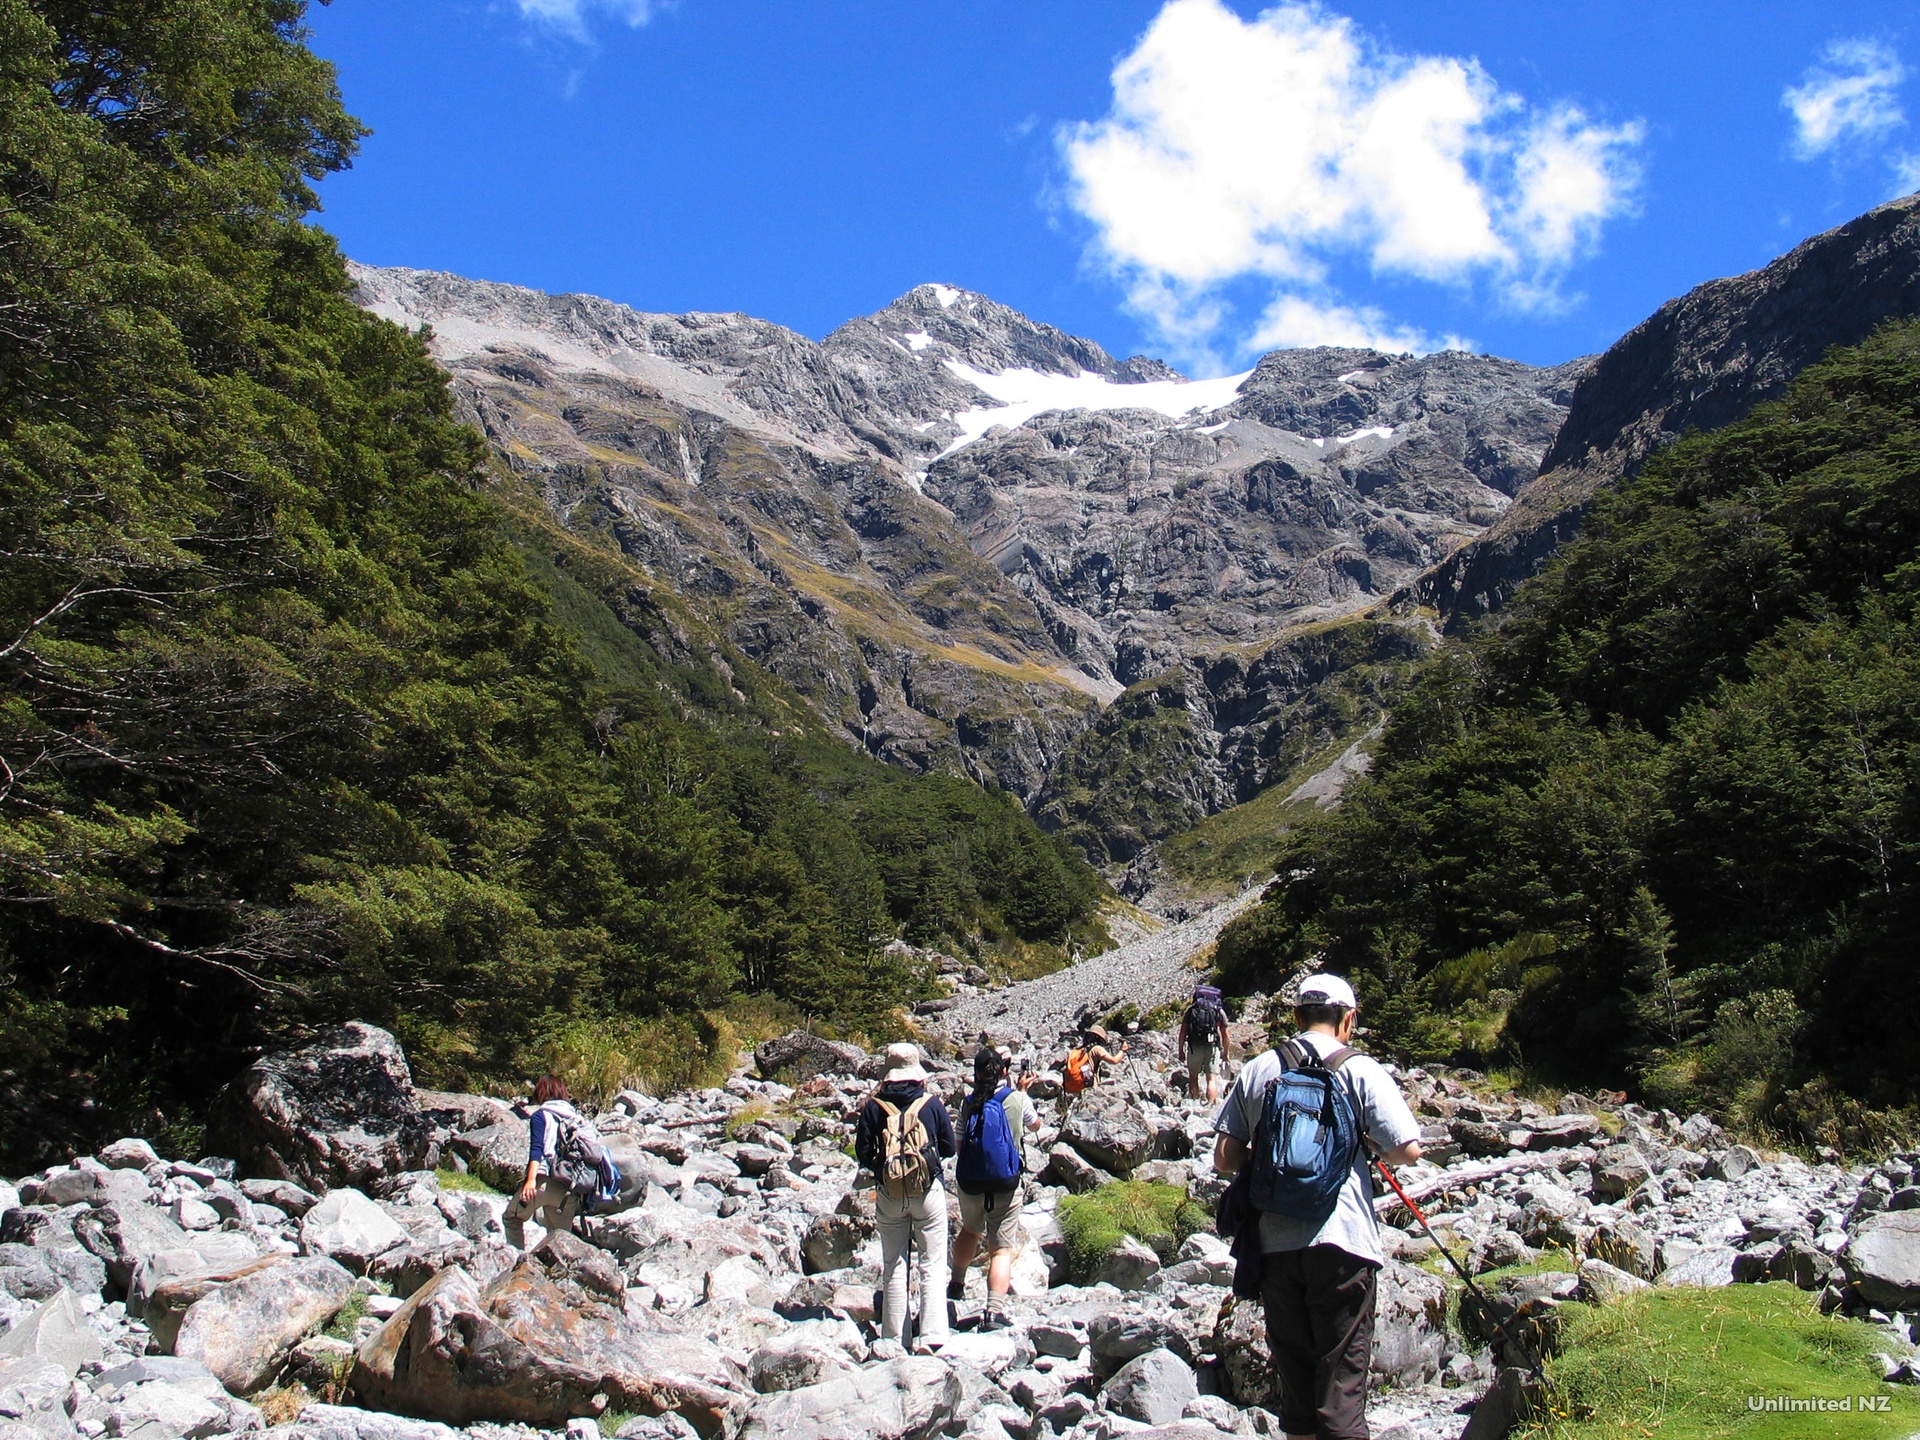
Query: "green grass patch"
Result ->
[[1530, 1283, 1920, 1439], [434, 1167, 500, 1195], [1056, 1180, 1209, 1282], [321, 1290, 368, 1343]]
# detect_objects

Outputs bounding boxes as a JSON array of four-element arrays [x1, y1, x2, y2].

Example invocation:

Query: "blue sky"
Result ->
[[306, 1, 1920, 374]]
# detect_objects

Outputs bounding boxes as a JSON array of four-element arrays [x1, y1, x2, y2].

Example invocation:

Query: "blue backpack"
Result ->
[[956, 1087, 1022, 1195], [1248, 1039, 1359, 1225]]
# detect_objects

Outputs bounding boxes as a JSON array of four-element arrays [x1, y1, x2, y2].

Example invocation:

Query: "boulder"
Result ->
[[1843, 1210, 1920, 1310], [1589, 1220, 1660, 1280], [739, 1356, 960, 1440], [1708, 1143, 1762, 1181], [745, 1331, 860, 1394], [145, 1255, 293, 1353], [1089, 1314, 1194, 1371], [97, 1138, 161, 1170], [369, 1241, 481, 1299], [1091, 1236, 1161, 1291], [1209, 1299, 1272, 1407], [1518, 1184, 1590, 1248], [71, 1356, 262, 1439], [353, 1261, 743, 1433], [529, 1231, 625, 1305], [800, 1215, 866, 1275], [240, 1178, 320, 1216], [1373, 1259, 1447, 1385], [0, 1290, 103, 1378], [1657, 1246, 1739, 1289], [753, 1034, 865, 1084], [302, 1189, 410, 1273], [70, 1203, 258, 1312], [1577, 1258, 1651, 1304], [0, 1244, 105, 1303], [1451, 1120, 1519, 1158], [0, 1355, 74, 1439], [209, 1022, 437, 1192], [1060, 1096, 1154, 1176], [172, 1255, 355, 1392], [1593, 1146, 1654, 1199], [779, 1268, 880, 1323], [416, 1091, 519, 1135], [447, 1121, 531, 1194], [1039, 1145, 1110, 1194], [1520, 1114, 1603, 1149], [1771, 1238, 1834, 1291], [1099, 1349, 1196, 1427], [262, 1401, 460, 1440]]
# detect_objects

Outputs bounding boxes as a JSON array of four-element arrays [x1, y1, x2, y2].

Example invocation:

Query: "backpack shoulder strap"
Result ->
[[1277, 1038, 1307, 1071], [1320, 1046, 1356, 1071], [903, 1094, 929, 1121], [876, 1098, 901, 1121]]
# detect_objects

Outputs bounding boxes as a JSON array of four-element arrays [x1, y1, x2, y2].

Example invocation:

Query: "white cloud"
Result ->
[[1784, 38, 1906, 159], [515, 0, 662, 40], [1250, 295, 1465, 355], [1059, 0, 1641, 367]]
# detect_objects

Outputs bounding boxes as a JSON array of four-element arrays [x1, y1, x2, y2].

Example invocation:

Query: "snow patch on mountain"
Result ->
[[935, 361, 1253, 458]]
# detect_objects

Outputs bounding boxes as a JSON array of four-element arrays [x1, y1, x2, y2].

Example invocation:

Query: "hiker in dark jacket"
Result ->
[[854, 1043, 956, 1350], [1180, 983, 1232, 1105]]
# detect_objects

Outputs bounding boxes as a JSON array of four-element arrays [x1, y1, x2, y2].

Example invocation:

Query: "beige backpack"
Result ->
[[876, 1094, 934, 1199]]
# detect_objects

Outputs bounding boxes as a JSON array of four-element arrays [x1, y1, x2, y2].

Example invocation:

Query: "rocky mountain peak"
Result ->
[[837, 282, 1140, 382]]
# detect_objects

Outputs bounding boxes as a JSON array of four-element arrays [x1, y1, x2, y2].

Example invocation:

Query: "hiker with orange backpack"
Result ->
[[1061, 1026, 1121, 1098], [854, 1042, 956, 1351]]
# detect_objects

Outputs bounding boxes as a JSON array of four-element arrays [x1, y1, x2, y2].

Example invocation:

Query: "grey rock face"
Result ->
[[1422, 193, 1920, 626], [350, 264, 1574, 830], [930, 348, 1578, 691]]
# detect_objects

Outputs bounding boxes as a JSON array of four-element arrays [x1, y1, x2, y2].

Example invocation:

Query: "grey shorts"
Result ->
[[1188, 1040, 1223, 1077], [957, 1187, 1024, 1251]]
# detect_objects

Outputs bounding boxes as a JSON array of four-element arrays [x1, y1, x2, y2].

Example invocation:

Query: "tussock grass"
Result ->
[[434, 1167, 500, 1195], [1530, 1284, 1920, 1439], [1056, 1180, 1209, 1282]]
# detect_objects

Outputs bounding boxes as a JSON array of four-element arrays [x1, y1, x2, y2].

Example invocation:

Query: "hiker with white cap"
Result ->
[[1212, 973, 1423, 1440], [854, 1042, 955, 1351]]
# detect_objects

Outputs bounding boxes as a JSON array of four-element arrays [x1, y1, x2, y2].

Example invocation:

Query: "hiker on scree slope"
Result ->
[[1213, 975, 1423, 1440], [950, 1045, 1043, 1329], [1181, 982, 1232, 1105], [507, 1075, 591, 1249], [854, 1042, 955, 1350], [1061, 1026, 1121, 1098]]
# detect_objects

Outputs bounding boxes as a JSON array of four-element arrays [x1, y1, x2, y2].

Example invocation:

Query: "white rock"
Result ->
[[300, 1189, 408, 1272], [0, 1289, 103, 1377], [170, 1198, 221, 1233]]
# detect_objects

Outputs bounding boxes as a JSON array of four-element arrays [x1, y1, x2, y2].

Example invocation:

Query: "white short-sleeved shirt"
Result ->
[[1214, 1031, 1421, 1264]]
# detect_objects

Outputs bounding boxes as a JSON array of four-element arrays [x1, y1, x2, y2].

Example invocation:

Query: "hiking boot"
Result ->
[[979, 1308, 1008, 1332], [947, 1277, 965, 1302]]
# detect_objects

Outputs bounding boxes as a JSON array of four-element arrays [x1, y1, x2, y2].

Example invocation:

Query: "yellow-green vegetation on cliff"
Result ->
[[1035, 615, 1432, 869], [1216, 322, 1920, 1149], [0, 0, 1104, 1168]]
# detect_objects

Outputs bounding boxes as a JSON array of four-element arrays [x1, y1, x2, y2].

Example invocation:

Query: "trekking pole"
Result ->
[[1370, 1157, 1548, 1386]]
